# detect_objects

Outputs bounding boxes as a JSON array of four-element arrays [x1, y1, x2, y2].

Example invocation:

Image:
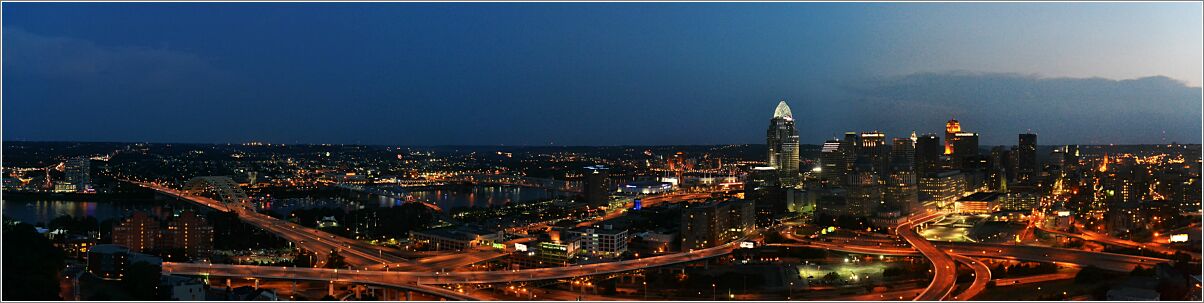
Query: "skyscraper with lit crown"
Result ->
[[766, 100, 800, 184]]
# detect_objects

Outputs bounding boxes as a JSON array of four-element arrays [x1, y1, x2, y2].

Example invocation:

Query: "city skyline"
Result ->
[[3, 2, 1202, 146], [4, 2, 1201, 302]]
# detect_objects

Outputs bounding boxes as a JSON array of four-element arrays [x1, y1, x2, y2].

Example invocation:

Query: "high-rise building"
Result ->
[[767, 100, 800, 184], [891, 137, 915, 172], [1018, 133, 1038, 183], [744, 166, 781, 204], [919, 171, 968, 208], [944, 119, 962, 155], [583, 165, 610, 207], [840, 132, 859, 186], [915, 133, 943, 176], [164, 211, 214, 259], [57, 157, 91, 193], [113, 212, 160, 253], [680, 200, 755, 250], [857, 131, 890, 179], [847, 169, 882, 217], [819, 140, 846, 184], [950, 132, 980, 168], [884, 170, 921, 214]]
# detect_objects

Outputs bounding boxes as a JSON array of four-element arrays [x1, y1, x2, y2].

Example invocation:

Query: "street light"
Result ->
[[643, 281, 648, 300]]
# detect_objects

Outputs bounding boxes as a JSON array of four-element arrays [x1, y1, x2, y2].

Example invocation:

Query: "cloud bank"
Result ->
[[833, 71, 1201, 145]]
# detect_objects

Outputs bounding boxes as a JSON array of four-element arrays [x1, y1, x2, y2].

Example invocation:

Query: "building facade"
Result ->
[[767, 100, 800, 184]]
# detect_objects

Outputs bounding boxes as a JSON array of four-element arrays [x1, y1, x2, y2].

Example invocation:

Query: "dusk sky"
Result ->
[[4, 2, 1201, 146]]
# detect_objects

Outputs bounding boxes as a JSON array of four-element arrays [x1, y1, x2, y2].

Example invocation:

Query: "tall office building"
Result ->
[[891, 137, 915, 172], [915, 133, 943, 176], [767, 100, 800, 184], [839, 132, 859, 185], [884, 170, 921, 214], [1018, 133, 1038, 183], [743, 166, 782, 206], [944, 119, 961, 155], [858, 132, 890, 179], [847, 168, 882, 217], [58, 157, 91, 193], [583, 165, 610, 207], [819, 140, 846, 184], [948, 131, 980, 169], [680, 200, 755, 250]]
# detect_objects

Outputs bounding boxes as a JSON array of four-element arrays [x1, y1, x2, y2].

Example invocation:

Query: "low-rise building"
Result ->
[[618, 181, 674, 196], [409, 226, 503, 251], [161, 275, 206, 301], [86, 244, 162, 280], [954, 192, 1004, 214], [567, 224, 629, 257]]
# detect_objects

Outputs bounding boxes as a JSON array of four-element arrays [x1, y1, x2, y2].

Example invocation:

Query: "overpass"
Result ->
[[162, 263, 482, 301], [133, 180, 413, 268], [164, 240, 737, 285], [770, 239, 1169, 273]]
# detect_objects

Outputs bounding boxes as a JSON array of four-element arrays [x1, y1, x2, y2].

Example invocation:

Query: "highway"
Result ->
[[576, 192, 715, 228], [162, 262, 484, 300], [163, 240, 737, 285], [992, 270, 1079, 286], [135, 181, 412, 268], [948, 254, 990, 301], [895, 211, 958, 301]]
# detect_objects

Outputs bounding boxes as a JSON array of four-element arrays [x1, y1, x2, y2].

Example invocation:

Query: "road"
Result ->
[[576, 192, 715, 228], [991, 270, 1079, 286], [163, 240, 738, 285], [948, 254, 990, 301], [135, 181, 419, 268], [895, 211, 958, 301], [770, 238, 1169, 273]]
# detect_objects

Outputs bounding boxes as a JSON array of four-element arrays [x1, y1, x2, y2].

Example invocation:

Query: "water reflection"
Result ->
[[1, 199, 174, 225]]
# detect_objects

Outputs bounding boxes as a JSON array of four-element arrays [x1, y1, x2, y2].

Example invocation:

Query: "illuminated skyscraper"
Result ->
[[766, 100, 800, 184], [944, 119, 961, 155]]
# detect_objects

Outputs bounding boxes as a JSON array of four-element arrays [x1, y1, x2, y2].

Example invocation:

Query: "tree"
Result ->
[[1130, 265, 1154, 277], [123, 261, 163, 300], [1075, 266, 1118, 283], [324, 249, 348, 269], [823, 271, 842, 282], [2, 222, 65, 300]]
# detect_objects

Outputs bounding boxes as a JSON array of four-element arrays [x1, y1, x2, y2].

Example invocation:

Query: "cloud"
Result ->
[[2, 27, 225, 87], [839, 71, 1202, 145]]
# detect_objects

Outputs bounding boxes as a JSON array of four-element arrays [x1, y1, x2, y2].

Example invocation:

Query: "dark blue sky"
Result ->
[[4, 3, 1200, 146]]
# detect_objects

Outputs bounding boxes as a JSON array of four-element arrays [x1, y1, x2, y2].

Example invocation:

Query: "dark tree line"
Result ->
[[3, 222, 66, 300]]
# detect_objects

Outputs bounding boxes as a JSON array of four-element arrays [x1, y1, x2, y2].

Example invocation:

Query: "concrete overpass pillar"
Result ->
[[226, 278, 231, 288], [354, 285, 363, 300], [253, 279, 259, 289], [328, 282, 335, 297], [405, 290, 412, 301]]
